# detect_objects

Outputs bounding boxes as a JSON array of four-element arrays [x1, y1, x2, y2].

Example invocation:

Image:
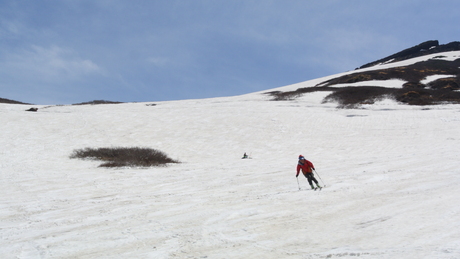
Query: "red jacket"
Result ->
[[296, 159, 314, 177]]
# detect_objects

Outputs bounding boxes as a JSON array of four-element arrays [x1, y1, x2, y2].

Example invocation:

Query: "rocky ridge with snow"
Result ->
[[268, 41, 460, 108]]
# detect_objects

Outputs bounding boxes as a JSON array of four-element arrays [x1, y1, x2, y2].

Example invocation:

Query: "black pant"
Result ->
[[304, 173, 319, 186]]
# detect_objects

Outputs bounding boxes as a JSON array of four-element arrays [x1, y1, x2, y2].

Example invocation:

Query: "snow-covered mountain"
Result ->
[[1, 44, 460, 258], [266, 41, 460, 107]]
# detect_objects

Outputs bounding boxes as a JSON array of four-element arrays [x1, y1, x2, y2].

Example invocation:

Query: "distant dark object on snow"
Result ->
[[26, 107, 38, 112]]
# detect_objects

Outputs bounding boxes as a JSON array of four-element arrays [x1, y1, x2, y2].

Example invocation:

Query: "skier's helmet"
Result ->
[[299, 155, 305, 160]]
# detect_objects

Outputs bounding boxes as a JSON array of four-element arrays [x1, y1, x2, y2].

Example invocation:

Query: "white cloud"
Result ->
[[0, 45, 104, 83]]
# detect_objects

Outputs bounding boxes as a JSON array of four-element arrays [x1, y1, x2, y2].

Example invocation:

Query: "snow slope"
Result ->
[[1, 54, 460, 258]]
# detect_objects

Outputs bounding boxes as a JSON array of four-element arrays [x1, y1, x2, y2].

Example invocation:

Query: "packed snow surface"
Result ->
[[326, 79, 407, 89], [421, 75, 457, 85], [1, 87, 460, 258]]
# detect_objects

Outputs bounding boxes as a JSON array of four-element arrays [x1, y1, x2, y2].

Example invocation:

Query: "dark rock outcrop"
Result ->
[[72, 100, 123, 105], [0, 97, 30, 105], [359, 40, 460, 69]]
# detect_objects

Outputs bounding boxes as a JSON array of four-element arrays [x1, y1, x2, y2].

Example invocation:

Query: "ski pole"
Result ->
[[313, 169, 326, 187], [296, 177, 300, 190]]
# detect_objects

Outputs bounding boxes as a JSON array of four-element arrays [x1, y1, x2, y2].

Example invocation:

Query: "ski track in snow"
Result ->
[[2, 79, 460, 257]]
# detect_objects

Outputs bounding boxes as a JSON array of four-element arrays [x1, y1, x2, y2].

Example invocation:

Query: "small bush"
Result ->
[[70, 147, 179, 167]]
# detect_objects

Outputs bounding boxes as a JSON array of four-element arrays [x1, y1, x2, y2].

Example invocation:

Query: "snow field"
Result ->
[[1, 88, 460, 258]]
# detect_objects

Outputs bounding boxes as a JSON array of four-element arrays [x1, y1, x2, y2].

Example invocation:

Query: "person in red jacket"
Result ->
[[296, 155, 321, 189]]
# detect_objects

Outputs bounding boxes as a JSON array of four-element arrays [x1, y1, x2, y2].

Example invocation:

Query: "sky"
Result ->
[[1, 0, 459, 105]]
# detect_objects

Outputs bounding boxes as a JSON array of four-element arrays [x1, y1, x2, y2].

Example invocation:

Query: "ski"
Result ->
[[298, 186, 323, 191]]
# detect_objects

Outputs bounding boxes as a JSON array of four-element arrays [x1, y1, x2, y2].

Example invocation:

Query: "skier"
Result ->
[[296, 155, 321, 189], [242, 152, 249, 159]]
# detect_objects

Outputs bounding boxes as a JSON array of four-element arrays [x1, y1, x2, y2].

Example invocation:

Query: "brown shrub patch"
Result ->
[[70, 147, 179, 167]]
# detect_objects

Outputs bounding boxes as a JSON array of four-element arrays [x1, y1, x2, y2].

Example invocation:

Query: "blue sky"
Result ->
[[1, 0, 459, 104]]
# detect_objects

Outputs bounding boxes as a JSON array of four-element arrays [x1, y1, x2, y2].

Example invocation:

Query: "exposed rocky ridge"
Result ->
[[0, 97, 30, 105], [71, 100, 123, 105], [0, 98, 123, 106], [320, 58, 460, 89], [267, 84, 460, 108], [359, 40, 460, 69], [267, 41, 460, 108]]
